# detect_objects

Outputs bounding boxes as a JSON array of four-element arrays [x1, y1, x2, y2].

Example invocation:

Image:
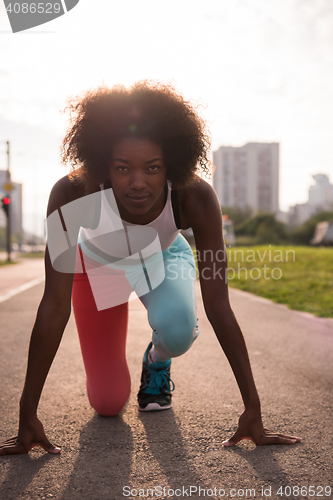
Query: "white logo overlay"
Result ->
[[46, 188, 165, 311], [3, 0, 80, 33]]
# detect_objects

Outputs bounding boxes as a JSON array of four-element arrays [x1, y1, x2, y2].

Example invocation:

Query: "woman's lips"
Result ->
[[127, 194, 150, 202]]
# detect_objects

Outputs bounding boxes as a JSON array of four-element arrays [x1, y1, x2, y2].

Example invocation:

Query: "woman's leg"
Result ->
[[140, 234, 199, 361], [137, 235, 198, 410], [72, 262, 130, 417]]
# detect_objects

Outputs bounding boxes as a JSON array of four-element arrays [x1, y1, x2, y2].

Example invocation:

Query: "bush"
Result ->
[[235, 213, 289, 244], [221, 205, 252, 225], [291, 210, 333, 245]]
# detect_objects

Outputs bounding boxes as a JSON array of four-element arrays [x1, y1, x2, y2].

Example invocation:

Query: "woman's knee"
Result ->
[[153, 309, 197, 357], [86, 369, 131, 417], [88, 386, 130, 417], [92, 399, 128, 417]]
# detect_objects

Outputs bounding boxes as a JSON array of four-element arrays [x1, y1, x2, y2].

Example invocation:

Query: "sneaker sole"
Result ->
[[138, 402, 173, 412]]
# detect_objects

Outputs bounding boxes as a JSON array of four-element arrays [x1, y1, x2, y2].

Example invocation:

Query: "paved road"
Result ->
[[0, 258, 44, 300], [0, 261, 332, 500]]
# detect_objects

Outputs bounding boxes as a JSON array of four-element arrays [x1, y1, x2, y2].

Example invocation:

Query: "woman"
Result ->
[[0, 81, 300, 455]]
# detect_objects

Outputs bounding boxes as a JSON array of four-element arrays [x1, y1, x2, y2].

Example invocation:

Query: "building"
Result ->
[[288, 174, 333, 226], [0, 170, 23, 235], [288, 203, 318, 227], [308, 174, 333, 208], [213, 142, 279, 214]]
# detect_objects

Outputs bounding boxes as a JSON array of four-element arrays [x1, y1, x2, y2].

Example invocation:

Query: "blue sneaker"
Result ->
[[137, 342, 175, 411]]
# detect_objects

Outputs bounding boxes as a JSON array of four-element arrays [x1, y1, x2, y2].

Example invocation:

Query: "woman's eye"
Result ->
[[148, 165, 160, 171], [116, 166, 129, 172]]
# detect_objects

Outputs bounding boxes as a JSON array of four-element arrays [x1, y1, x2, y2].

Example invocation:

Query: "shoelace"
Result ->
[[146, 368, 175, 395]]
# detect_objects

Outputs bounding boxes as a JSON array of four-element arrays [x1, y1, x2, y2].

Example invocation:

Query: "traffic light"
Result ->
[[1, 196, 10, 217]]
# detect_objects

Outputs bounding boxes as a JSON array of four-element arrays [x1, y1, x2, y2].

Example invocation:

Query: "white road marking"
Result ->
[[0, 276, 44, 304]]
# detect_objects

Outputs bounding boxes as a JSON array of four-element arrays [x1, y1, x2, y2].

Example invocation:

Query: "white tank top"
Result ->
[[79, 182, 180, 263]]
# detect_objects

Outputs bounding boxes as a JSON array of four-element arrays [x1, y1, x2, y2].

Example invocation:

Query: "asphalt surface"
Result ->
[[0, 258, 44, 300], [0, 259, 332, 500]]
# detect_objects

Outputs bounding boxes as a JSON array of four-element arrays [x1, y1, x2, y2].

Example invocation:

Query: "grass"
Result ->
[[18, 252, 45, 259], [0, 259, 18, 267], [0, 251, 44, 266], [224, 245, 333, 318]]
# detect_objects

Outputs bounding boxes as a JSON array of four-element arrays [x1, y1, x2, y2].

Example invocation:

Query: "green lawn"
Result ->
[[0, 259, 18, 267], [0, 252, 44, 264], [225, 245, 333, 318]]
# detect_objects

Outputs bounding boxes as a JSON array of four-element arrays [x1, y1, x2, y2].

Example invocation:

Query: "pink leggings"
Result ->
[[72, 271, 130, 416]]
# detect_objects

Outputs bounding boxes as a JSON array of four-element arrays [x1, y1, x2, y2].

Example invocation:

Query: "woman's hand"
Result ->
[[223, 408, 301, 447], [0, 415, 60, 455]]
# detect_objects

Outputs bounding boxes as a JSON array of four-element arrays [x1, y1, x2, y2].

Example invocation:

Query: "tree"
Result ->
[[291, 210, 333, 245], [235, 213, 289, 244], [221, 206, 252, 225]]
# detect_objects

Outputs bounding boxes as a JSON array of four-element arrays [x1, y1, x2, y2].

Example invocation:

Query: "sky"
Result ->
[[0, 0, 333, 235]]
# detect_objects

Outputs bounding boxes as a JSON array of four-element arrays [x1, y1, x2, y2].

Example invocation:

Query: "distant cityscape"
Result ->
[[288, 173, 333, 225], [213, 142, 333, 225], [1, 144, 333, 243]]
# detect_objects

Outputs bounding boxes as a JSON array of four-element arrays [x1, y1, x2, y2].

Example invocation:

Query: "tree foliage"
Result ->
[[235, 213, 289, 244], [292, 210, 333, 245], [221, 206, 252, 225]]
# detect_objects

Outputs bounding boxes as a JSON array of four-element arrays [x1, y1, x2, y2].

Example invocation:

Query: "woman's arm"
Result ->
[[0, 177, 82, 455], [181, 178, 301, 446], [12, 252, 75, 454]]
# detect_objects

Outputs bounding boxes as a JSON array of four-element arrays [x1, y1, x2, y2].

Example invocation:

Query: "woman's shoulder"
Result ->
[[47, 174, 97, 216], [177, 176, 219, 229], [50, 175, 82, 202], [178, 175, 216, 201]]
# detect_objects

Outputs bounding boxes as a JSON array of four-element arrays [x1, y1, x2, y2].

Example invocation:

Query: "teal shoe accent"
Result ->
[[137, 342, 175, 411]]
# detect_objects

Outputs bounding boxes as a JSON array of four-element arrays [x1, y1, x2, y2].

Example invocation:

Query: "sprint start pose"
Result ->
[[0, 82, 300, 455]]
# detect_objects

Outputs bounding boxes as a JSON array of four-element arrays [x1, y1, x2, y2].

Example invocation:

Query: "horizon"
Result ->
[[0, 0, 332, 235]]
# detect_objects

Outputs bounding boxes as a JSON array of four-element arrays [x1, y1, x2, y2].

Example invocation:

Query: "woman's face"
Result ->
[[109, 137, 167, 222]]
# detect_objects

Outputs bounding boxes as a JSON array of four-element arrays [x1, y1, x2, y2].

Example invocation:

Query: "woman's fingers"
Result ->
[[257, 434, 297, 445], [222, 439, 240, 447], [0, 438, 27, 455], [222, 428, 252, 447], [263, 428, 301, 441], [1, 436, 19, 445], [260, 433, 301, 444], [0, 435, 60, 455], [0, 442, 60, 455], [223, 429, 302, 447], [38, 438, 61, 454]]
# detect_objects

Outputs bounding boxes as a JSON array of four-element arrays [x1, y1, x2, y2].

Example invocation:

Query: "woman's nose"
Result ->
[[130, 172, 146, 189]]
